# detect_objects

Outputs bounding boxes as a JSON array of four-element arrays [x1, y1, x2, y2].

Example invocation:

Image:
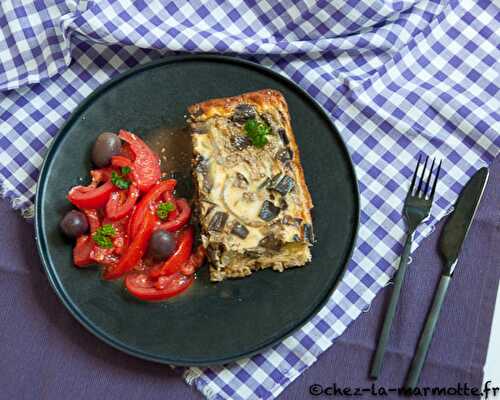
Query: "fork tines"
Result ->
[[409, 155, 442, 200]]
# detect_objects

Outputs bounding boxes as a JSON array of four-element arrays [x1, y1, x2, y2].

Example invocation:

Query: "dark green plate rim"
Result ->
[[34, 54, 360, 366]]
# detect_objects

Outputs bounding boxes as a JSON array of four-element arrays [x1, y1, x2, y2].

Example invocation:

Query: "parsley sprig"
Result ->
[[156, 201, 175, 220], [111, 166, 131, 189], [244, 118, 270, 148], [92, 224, 116, 248]]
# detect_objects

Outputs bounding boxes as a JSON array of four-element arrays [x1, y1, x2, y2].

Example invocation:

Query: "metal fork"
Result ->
[[370, 155, 441, 379]]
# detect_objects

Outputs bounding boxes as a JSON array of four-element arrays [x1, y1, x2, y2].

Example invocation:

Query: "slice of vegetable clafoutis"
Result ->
[[60, 130, 206, 302]]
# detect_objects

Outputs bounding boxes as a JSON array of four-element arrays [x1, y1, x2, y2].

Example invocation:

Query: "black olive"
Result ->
[[91, 132, 121, 167], [231, 135, 251, 150], [259, 200, 280, 221], [259, 235, 282, 251], [60, 210, 89, 238], [232, 104, 256, 123], [278, 128, 289, 145], [270, 175, 295, 195], [208, 212, 229, 232], [148, 230, 176, 260], [231, 222, 249, 239], [303, 223, 315, 244]]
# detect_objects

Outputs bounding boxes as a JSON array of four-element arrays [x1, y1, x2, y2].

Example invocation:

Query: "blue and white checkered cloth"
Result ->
[[1, 1, 499, 398]]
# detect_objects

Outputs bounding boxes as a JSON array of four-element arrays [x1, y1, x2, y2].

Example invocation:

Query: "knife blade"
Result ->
[[439, 167, 489, 275], [405, 166, 490, 389]]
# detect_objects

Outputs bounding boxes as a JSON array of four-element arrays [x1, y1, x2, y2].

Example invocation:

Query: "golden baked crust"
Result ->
[[188, 89, 314, 281]]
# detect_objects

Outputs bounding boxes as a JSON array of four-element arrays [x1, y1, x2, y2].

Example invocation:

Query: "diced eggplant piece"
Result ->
[[231, 135, 251, 150], [277, 128, 289, 145], [232, 104, 256, 123], [244, 250, 262, 259], [208, 211, 228, 232], [269, 173, 283, 188], [235, 172, 249, 187], [231, 222, 249, 239], [276, 147, 293, 162], [303, 223, 315, 244], [191, 122, 209, 134], [194, 155, 213, 192], [270, 175, 295, 195], [280, 198, 288, 210], [259, 235, 282, 251], [259, 200, 280, 221], [258, 177, 271, 190]]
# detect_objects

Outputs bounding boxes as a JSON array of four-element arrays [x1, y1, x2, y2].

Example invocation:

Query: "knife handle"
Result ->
[[405, 275, 451, 389], [370, 233, 413, 379]]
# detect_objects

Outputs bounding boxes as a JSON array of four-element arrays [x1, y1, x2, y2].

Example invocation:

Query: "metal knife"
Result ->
[[405, 167, 489, 389]]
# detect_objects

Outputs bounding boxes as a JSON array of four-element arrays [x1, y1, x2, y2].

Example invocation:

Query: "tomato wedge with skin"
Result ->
[[157, 198, 191, 232], [128, 179, 176, 239], [162, 191, 179, 220], [101, 215, 130, 256], [111, 155, 133, 169], [105, 182, 139, 221], [125, 272, 194, 301], [149, 226, 194, 278], [73, 235, 95, 267], [180, 245, 207, 276], [103, 210, 155, 280], [82, 209, 100, 233], [68, 181, 114, 209], [118, 130, 161, 192]]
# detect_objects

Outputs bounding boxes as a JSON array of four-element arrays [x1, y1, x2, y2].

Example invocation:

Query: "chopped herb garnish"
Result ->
[[121, 166, 131, 175], [92, 224, 116, 248], [244, 118, 270, 148], [111, 171, 131, 189], [156, 201, 175, 220]]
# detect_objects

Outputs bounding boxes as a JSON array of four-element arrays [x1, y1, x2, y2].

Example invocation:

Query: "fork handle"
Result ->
[[405, 275, 451, 389], [370, 233, 413, 379]]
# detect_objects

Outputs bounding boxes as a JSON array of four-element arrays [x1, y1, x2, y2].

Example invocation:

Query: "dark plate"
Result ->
[[35, 55, 359, 366]]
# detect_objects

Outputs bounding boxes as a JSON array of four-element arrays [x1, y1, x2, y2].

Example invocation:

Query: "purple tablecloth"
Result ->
[[0, 157, 498, 399]]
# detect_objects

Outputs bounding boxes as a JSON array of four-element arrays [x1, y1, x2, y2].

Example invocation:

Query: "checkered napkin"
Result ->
[[1, 0, 499, 398]]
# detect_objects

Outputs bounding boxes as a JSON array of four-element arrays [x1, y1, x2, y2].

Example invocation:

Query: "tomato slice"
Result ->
[[101, 215, 130, 256], [118, 130, 161, 192], [68, 181, 114, 209], [105, 183, 139, 221], [163, 191, 179, 220], [128, 179, 176, 239], [91, 246, 119, 267], [103, 210, 155, 280], [149, 226, 194, 278], [82, 209, 100, 233], [120, 143, 135, 161], [90, 168, 114, 185], [125, 272, 194, 301], [157, 198, 191, 232], [111, 155, 133, 169], [180, 245, 207, 276], [73, 235, 95, 267]]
